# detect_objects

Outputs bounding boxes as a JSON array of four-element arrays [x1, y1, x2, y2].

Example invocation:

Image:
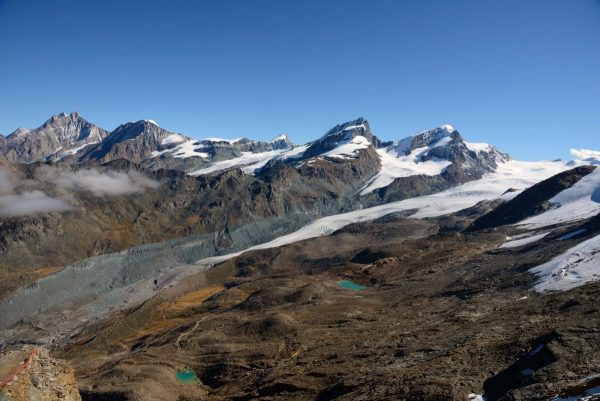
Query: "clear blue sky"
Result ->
[[0, 0, 598, 160]]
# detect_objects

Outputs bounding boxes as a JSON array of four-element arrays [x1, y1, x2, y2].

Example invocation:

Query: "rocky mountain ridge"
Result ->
[[0, 114, 506, 185], [0, 112, 108, 163]]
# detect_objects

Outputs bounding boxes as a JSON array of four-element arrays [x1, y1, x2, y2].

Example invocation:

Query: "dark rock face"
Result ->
[[0, 112, 108, 163], [302, 117, 380, 159], [469, 165, 597, 231], [78, 120, 185, 163]]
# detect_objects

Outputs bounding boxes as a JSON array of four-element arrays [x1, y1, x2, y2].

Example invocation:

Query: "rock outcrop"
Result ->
[[0, 347, 81, 401]]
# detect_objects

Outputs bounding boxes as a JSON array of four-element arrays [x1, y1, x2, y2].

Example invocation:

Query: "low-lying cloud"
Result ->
[[0, 190, 71, 217], [570, 148, 600, 164], [53, 169, 159, 196], [0, 168, 71, 216], [0, 166, 160, 217]]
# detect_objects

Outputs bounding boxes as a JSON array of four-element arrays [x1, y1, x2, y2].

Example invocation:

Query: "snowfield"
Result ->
[[190, 145, 307, 176], [360, 145, 452, 194], [191, 148, 289, 175], [500, 232, 550, 249], [322, 135, 371, 159], [530, 233, 600, 293], [517, 167, 600, 228]]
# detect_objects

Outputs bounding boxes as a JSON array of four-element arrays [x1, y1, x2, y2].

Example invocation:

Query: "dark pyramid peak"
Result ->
[[303, 117, 377, 159], [107, 120, 183, 143], [80, 120, 191, 163]]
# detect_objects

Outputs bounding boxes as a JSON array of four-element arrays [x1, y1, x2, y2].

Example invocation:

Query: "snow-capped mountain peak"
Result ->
[[302, 118, 376, 159]]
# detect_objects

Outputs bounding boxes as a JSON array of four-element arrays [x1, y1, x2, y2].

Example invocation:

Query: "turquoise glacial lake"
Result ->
[[338, 280, 366, 290], [176, 368, 197, 383]]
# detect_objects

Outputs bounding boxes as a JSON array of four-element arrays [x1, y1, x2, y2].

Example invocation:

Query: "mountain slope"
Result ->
[[469, 165, 597, 231], [359, 125, 509, 205], [0, 112, 108, 163], [77, 120, 190, 163]]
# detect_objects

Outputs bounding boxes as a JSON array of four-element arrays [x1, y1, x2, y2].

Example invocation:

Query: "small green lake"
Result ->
[[338, 280, 366, 291], [176, 368, 198, 383]]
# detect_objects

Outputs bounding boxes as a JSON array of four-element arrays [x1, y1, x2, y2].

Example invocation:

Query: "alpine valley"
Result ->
[[1, 112, 600, 401]]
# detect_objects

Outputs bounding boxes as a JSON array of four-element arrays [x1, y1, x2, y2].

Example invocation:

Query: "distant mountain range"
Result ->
[[0, 113, 509, 195]]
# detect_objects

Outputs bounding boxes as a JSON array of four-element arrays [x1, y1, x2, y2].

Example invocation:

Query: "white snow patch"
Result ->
[[151, 140, 210, 159], [161, 134, 186, 145], [278, 144, 308, 160], [190, 148, 293, 176], [342, 124, 366, 131], [360, 145, 452, 194], [440, 124, 456, 132], [145, 119, 159, 126], [500, 232, 550, 249], [64, 143, 95, 156], [517, 167, 600, 228], [53, 143, 98, 161], [322, 135, 371, 159], [467, 394, 485, 401], [530, 233, 600, 292], [466, 142, 493, 153]]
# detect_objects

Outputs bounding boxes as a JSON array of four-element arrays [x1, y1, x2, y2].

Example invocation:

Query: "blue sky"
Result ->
[[0, 0, 598, 160]]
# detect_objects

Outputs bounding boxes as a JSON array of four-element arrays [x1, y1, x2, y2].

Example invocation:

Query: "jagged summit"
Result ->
[[0, 112, 108, 163], [359, 124, 511, 196], [78, 119, 188, 163], [302, 117, 378, 159]]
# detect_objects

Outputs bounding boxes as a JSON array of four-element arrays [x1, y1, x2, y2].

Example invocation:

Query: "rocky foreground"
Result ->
[[18, 204, 595, 401], [0, 347, 81, 401]]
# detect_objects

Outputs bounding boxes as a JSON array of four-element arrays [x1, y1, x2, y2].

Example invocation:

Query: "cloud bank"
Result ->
[[570, 148, 600, 164], [0, 190, 71, 217], [53, 169, 159, 196], [0, 167, 159, 217], [0, 168, 71, 216]]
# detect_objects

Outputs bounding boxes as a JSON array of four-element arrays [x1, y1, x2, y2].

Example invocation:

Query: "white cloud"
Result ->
[[0, 190, 71, 217], [52, 169, 159, 196], [0, 166, 159, 217], [570, 148, 600, 164]]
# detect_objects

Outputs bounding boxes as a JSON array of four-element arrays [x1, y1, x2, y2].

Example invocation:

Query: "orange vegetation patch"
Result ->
[[34, 266, 62, 277], [125, 286, 224, 342], [162, 286, 223, 313]]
